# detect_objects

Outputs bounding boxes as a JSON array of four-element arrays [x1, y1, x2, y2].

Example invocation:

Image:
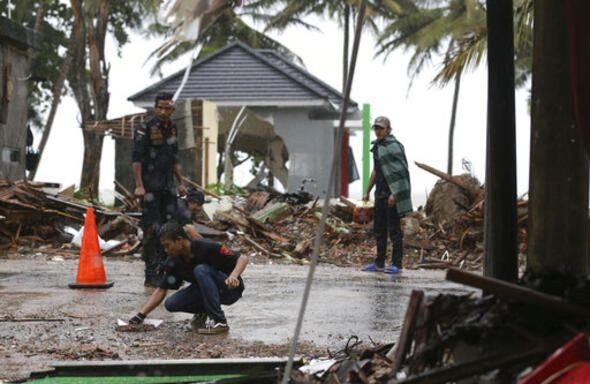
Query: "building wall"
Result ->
[[114, 138, 134, 194], [0, 41, 30, 180], [264, 107, 336, 196]]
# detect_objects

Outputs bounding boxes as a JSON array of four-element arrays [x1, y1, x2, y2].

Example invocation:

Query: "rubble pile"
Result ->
[[0, 180, 139, 252], [291, 269, 590, 383], [0, 170, 529, 272]]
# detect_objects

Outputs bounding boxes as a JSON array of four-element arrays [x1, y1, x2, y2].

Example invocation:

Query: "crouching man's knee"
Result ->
[[193, 264, 215, 279]]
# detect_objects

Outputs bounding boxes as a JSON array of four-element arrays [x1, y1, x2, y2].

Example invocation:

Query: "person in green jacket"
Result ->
[[362, 116, 413, 274]]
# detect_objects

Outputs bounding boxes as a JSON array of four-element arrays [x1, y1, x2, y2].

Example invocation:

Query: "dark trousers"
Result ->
[[164, 264, 243, 323], [374, 196, 404, 268], [141, 190, 177, 281]]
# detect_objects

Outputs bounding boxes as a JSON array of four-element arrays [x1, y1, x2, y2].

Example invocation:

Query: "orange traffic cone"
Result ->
[[69, 207, 114, 289]]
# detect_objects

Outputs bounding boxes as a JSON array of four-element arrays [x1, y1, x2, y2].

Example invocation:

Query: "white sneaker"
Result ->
[[197, 320, 229, 334]]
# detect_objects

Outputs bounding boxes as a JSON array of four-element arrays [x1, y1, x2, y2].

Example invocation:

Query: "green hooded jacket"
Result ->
[[373, 134, 413, 215]]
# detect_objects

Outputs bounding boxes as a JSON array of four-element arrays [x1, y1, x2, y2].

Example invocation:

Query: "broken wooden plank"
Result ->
[[114, 180, 140, 210], [247, 191, 271, 210], [387, 290, 424, 374], [182, 177, 222, 200], [0, 317, 65, 322], [404, 238, 435, 251], [393, 345, 547, 384], [243, 235, 283, 258], [339, 195, 357, 209], [446, 268, 590, 318]]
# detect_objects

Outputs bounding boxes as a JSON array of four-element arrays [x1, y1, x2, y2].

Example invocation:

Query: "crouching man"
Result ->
[[129, 221, 247, 334]]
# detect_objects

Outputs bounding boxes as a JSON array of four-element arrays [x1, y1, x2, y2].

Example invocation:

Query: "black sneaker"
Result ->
[[190, 313, 207, 331], [143, 277, 160, 288], [197, 319, 229, 335]]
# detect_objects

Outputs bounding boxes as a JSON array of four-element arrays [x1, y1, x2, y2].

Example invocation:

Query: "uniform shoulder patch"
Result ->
[[135, 124, 147, 135], [220, 246, 235, 256]]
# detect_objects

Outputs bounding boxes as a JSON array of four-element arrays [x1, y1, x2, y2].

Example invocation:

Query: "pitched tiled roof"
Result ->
[[128, 41, 357, 108]]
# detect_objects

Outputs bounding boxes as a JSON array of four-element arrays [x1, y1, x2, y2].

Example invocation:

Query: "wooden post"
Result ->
[[386, 290, 424, 374], [528, 0, 589, 275], [483, 0, 518, 282], [204, 137, 210, 186]]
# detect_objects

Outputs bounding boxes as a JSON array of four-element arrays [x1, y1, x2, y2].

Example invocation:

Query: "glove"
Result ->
[[129, 312, 146, 325]]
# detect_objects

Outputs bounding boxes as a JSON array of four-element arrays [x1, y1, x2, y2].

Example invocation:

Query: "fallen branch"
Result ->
[[415, 162, 482, 202], [0, 317, 65, 322]]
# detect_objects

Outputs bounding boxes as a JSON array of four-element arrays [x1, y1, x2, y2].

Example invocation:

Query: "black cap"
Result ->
[[186, 189, 205, 205]]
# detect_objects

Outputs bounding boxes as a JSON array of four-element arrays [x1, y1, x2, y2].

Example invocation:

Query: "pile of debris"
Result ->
[[290, 269, 590, 383], [0, 166, 529, 272], [0, 180, 139, 253]]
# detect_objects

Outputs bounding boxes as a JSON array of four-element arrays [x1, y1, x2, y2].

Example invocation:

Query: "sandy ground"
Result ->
[[0, 254, 473, 382]]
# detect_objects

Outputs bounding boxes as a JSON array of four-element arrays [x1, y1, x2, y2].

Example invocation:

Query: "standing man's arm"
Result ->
[[170, 126, 187, 196], [363, 169, 376, 201], [132, 162, 145, 198], [174, 163, 187, 195], [132, 124, 148, 198]]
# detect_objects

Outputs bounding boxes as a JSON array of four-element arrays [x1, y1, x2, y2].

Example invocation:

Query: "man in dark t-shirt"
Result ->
[[128, 222, 247, 334]]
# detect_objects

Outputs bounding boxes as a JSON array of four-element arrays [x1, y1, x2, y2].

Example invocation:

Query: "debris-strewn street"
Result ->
[[0, 175, 527, 272], [0, 255, 473, 382]]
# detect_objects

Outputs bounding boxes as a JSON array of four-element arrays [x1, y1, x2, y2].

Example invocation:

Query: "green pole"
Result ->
[[362, 103, 371, 193]]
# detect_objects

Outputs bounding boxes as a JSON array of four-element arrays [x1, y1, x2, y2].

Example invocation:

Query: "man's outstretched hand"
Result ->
[[129, 312, 146, 325]]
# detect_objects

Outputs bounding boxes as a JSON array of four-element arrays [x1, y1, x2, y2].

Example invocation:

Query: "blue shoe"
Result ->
[[384, 265, 402, 274], [362, 263, 384, 272]]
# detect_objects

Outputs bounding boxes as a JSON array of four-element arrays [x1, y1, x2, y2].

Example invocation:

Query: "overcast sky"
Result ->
[[34, 12, 532, 207]]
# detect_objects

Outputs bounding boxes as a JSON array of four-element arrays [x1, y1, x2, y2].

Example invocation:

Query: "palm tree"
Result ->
[[145, 8, 303, 77], [241, 0, 406, 93], [375, 0, 533, 175], [375, 0, 486, 175]]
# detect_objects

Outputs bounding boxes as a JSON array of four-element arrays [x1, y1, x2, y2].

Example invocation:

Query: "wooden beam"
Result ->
[[391, 345, 546, 384], [386, 290, 424, 374], [446, 268, 590, 318]]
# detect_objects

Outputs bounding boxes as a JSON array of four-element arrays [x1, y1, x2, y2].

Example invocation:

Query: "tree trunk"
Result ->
[[447, 71, 461, 175], [30, 34, 76, 180], [69, 0, 110, 197], [527, 0, 588, 275], [343, 4, 350, 92], [483, 0, 518, 282]]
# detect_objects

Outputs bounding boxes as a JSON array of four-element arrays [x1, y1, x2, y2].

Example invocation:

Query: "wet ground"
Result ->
[[0, 256, 474, 381]]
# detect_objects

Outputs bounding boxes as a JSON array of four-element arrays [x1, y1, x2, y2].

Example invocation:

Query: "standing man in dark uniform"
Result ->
[[362, 116, 412, 274], [133, 92, 187, 287]]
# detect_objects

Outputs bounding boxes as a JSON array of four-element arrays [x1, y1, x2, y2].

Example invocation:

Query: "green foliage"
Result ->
[[1, 1, 71, 132], [0, 0, 162, 132], [375, 0, 533, 88], [242, 0, 402, 39], [72, 188, 107, 207], [145, 9, 303, 77], [108, 1, 161, 55], [206, 182, 248, 197]]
